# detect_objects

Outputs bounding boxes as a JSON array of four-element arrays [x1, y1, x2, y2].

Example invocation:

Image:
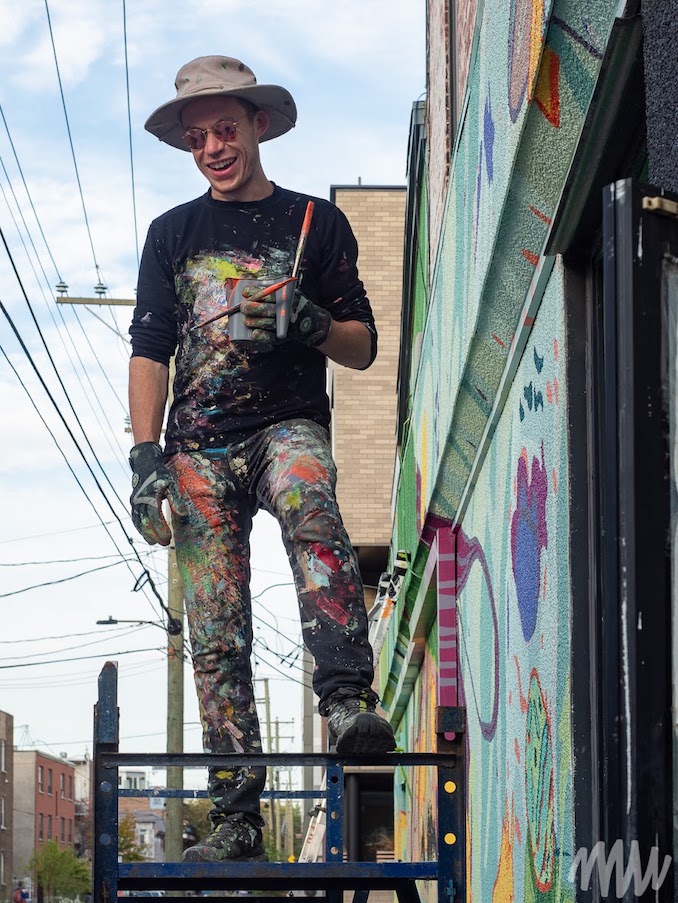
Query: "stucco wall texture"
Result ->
[[385, 0, 625, 900]]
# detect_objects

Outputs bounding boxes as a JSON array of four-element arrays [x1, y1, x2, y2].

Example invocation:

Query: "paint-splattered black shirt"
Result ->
[[130, 185, 376, 454]]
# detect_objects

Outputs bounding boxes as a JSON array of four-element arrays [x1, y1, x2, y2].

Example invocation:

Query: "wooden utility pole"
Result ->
[[165, 544, 185, 863], [285, 769, 294, 861], [58, 289, 186, 863], [262, 679, 275, 845], [274, 719, 282, 856]]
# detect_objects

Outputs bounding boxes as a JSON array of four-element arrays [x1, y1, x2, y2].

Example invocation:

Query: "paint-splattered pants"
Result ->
[[169, 419, 378, 825]]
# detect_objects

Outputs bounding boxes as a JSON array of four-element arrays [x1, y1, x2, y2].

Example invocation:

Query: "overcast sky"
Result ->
[[0, 0, 424, 775]]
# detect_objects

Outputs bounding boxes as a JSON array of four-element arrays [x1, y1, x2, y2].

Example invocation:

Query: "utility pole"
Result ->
[[164, 359, 184, 865], [58, 288, 186, 863], [274, 719, 282, 857], [285, 769, 294, 861], [165, 543, 184, 863], [261, 679, 275, 845], [301, 646, 316, 838], [270, 718, 295, 858]]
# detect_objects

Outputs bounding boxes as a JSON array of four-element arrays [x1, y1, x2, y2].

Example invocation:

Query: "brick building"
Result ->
[[0, 712, 13, 903], [68, 753, 93, 859], [13, 751, 76, 881], [328, 184, 406, 595], [118, 769, 165, 862], [300, 185, 406, 868]]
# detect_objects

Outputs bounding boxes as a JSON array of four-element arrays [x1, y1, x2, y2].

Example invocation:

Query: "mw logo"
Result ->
[[569, 840, 671, 898]]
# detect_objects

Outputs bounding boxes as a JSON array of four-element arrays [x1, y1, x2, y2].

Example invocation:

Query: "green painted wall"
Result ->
[[384, 0, 626, 899]]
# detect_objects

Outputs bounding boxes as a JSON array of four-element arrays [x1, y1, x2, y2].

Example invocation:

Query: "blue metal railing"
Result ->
[[93, 661, 466, 902]]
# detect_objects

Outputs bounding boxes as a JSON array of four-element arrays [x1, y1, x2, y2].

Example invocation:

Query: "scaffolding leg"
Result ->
[[436, 707, 466, 902], [325, 760, 344, 903], [93, 661, 121, 903]]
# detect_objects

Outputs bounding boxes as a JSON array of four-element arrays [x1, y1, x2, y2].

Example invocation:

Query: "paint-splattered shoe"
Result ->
[[326, 697, 396, 755], [182, 813, 268, 862]]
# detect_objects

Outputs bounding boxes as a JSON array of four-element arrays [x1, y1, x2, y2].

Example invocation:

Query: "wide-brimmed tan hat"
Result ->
[[145, 55, 297, 150]]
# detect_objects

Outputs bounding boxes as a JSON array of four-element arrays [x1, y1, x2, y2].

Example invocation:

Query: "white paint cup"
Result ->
[[226, 276, 297, 341]]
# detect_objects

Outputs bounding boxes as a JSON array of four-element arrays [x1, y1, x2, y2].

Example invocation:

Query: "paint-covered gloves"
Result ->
[[240, 290, 332, 348], [129, 442, 186, 546]]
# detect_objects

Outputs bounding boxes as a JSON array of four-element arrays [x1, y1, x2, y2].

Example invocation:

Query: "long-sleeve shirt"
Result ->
[[130, 185, 376, 454]]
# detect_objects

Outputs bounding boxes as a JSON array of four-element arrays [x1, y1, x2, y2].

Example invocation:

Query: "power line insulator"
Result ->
[[93, 281, 108, 297], [55, 281, 69, 296]]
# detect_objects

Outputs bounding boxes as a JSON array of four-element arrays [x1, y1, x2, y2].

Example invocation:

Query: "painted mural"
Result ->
[[385, 0, 627, 898], [400, 0, 619, 533], [461, 267, 572, 902], [393, 266, 571, 901]]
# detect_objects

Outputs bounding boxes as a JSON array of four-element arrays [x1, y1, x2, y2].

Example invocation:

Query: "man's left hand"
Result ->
[[240, 290, 332, 348]]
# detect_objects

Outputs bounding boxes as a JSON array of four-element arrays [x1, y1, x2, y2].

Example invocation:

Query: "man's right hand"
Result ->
[[129, 442, 186, 546]]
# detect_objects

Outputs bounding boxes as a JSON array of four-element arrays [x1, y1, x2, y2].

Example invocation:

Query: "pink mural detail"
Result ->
[[455, 526, 500, 741], [422, 514, 499, 741], [437, 528, 458, 740]]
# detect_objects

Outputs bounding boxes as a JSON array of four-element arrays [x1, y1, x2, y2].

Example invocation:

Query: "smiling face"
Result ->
[[181, 96, 272, 202]]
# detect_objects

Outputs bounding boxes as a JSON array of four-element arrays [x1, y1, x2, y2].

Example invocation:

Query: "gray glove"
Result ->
[[240, 291, 332, 347], [129, 442, 186, 546]]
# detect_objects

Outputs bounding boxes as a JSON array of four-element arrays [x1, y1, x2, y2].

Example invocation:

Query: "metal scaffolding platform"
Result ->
[[93, 662, 466, 902]]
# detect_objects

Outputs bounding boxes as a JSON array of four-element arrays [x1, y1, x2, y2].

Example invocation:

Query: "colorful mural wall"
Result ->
[[393, 267, 571, 903], [403, 0, 619, 534], [385, 0, 625, 899]]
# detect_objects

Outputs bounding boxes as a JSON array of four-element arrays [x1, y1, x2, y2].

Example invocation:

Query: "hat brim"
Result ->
[[145, 84, 297, 150]]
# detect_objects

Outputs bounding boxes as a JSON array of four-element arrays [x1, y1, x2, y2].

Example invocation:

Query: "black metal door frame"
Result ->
[[597, 178, 676, 900]]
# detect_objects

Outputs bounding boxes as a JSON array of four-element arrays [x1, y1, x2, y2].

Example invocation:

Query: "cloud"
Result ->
[[0, 0, 423, 761]]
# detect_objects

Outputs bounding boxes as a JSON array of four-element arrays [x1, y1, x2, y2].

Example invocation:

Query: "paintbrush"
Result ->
[[291, 200, 315, 279], [191, 276, 296, 330]]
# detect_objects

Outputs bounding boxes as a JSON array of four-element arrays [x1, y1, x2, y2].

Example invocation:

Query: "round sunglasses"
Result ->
[[182, 114, 250, 150]]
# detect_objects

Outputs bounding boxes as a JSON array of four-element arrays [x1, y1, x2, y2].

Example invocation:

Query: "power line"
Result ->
[[0, 624, 155, 644], [0, 119, 129, 433], [0, 187, 132, 506], [0, 626, 151, 661], [43, 0, 103, 285], [0, 551, 153, 567], [122, 0, 140, 269], [0, 520, 117, 545], [0, 646, 166, 670], [0, 104, 63, 282], [0, 559, 151, 598], [0, 657, 166, 689], [0, 338, 166, 624]]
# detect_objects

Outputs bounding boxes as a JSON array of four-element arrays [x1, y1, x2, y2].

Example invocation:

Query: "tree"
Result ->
[[28, 839, 91, 903], [182, 798, 213, 845], [118, 813, 146, 862]]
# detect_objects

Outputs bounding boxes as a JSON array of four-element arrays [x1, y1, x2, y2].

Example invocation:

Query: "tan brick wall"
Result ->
[[329, 187, 406, 549], [427, 0, 452, 270]]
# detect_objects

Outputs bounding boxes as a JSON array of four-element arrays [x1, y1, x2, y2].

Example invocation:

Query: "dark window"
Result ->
[[47, 768, 53, 796], [38, 813, 43, 841]]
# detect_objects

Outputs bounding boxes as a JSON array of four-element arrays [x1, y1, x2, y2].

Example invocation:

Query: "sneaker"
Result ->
[[326, 697, 396, 754], [182, 813, 268, 863]]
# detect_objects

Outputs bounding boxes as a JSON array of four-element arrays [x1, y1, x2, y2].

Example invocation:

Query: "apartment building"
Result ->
[[13, 751, 76, 879], [118, 768, 166, 862], [0, 712, 13, 903], [68, 753, 93, 859]]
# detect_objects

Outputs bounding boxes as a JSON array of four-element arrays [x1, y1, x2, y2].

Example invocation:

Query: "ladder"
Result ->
[[93, 662, 466, 902]]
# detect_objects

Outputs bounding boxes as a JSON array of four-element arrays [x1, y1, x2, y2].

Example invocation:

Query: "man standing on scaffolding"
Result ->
[[127, 55, 396, 864]]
